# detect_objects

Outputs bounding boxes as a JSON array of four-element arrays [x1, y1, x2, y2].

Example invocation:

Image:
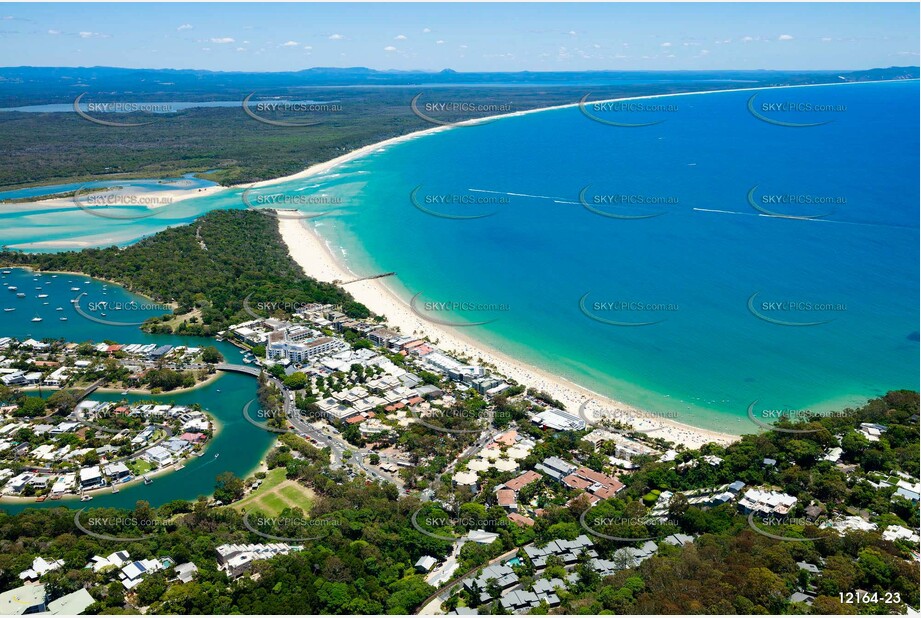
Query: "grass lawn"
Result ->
[[128, 459, 153, 476], [231, 468, 315, 517]]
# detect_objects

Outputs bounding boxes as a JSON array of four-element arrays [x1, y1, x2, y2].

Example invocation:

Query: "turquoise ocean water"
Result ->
[[2, 81, 918, 434]]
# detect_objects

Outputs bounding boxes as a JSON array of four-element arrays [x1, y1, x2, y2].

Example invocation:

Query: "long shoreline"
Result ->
[[278, 216, 735, 449], [237, 79, 908, 191]]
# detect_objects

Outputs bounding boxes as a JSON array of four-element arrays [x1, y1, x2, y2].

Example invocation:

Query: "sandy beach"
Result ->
[[278, 215, 736, 449]]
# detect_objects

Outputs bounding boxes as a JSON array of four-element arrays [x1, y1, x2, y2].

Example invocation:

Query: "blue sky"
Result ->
[[1, 3, 918, 72]]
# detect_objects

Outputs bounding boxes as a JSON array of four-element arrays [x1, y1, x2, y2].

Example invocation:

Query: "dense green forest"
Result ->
[[0, 210, 370, 335]]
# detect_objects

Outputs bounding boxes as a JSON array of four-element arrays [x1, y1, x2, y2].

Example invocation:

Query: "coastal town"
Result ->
[[2, 287, 916, 614], [0, 7, 918, 612], [0, 336, 216, 501]]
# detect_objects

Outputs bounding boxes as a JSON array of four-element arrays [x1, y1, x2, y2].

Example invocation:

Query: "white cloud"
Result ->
[[778, 34, 794, 41], [47, 29, 60, 35], [436, 39, 444, 45], [78, 31, 109, 39], [820, 37, 833, 43], [592, 43, 601, 49], [329, 33, 344, 40], [210, 37, 235, 44], [177, 24, 192, 31], [395, 34, 407, 40], [459, 44, 468, 49], [741, 36, 754, 42], [303, 45, 313, 50], [383, 45, 397, 52], [567, 30, 577, 36], [422, 27, 431, 33], [661, 42, 672, 47], [281, 40, 299, 47], [236, 47, 247, 52]]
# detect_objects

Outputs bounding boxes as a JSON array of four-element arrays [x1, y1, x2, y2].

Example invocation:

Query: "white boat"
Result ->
[[3, 308, 13, 312], [7, 286, 16, 291], [214, 453, 220, 459], [121, 390, 128, 395], [37, 294, 48, 298], [31, 316, 42, 322], [70, 287, 80, 291], [81, 494, 93, 502], [1, 270, 9, 275], [59, 317, 68, 321], [56, 307, 63, 311], [143, 475, 152, 485], [16, 293, 25, 298], [112, 486, 119, 494]]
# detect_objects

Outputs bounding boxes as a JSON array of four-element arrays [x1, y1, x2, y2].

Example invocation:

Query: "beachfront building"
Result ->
[[266, 336, 346, 363], [530, 408, 586, 432]]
